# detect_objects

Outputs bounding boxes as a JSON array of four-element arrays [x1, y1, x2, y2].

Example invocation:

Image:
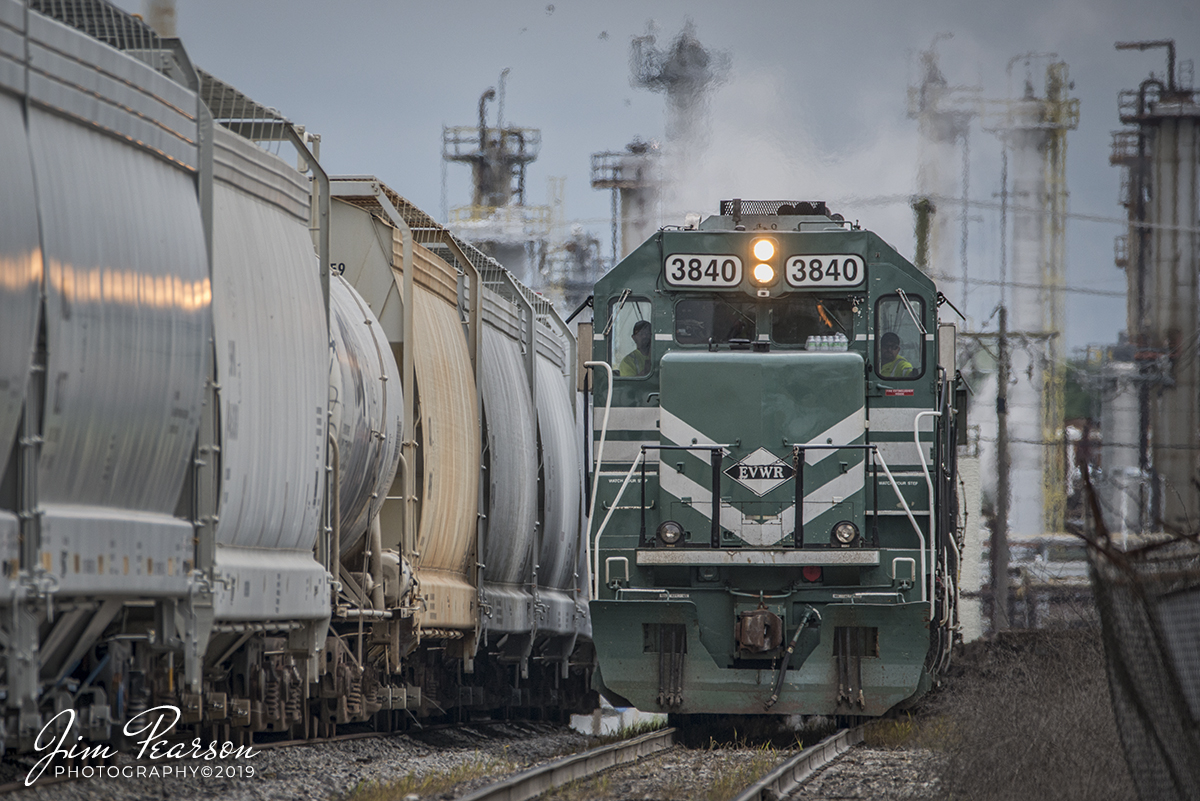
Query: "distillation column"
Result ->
[[1114, 41, 1200, 531], [992, 60, 1079, 539], [590, 140, 660, 262], [907, 42, 977, 294]]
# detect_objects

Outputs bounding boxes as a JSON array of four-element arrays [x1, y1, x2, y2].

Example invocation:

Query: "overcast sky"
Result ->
[[167, 0, 1199, 350]]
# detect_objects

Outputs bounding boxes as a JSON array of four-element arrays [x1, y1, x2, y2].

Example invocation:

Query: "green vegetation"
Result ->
[[339, 752, 517, 801], [1064, 358, 1099, 421], [701, 740, 782, 801], [920, 629, 1134, 800]]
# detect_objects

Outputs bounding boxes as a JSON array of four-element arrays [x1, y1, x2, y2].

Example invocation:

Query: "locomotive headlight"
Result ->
[[752, 263, 775, 284], [752, 238, 776, 260], [657, 520, 685, 545], [831, 520, 859, 547]]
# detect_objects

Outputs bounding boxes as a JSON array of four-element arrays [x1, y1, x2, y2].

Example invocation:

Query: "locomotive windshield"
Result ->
[[673, 296, 856, 347], [674, 297, 757, 344], [769, 297, 854, 345]]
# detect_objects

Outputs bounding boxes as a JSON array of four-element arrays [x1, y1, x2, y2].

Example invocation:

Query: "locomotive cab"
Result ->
[[588, 200, 962, 718]]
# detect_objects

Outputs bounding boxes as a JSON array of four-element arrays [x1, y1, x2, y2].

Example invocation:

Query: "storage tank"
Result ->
[[1099, 359, 1143, 537]]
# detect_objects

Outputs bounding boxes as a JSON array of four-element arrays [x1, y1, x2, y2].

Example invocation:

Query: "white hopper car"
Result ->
[[0, 0, 593, 751]]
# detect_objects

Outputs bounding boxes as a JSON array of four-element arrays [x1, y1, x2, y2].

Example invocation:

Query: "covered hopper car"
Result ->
[[0, 0, 591, 752]]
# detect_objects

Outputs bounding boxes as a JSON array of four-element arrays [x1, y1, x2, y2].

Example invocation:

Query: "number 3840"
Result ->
[[785, 255, 862, 287], [664, 255, 743, 286]]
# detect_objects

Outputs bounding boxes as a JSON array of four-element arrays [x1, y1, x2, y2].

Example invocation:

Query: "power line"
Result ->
[[830, 192, 1200, 235], [938, 274, 1125, 298]]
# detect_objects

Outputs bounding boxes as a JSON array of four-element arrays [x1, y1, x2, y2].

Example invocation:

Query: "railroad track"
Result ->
[[5, 722, 912, 800], [733, 725, 864, 801], [457, 727, 677, 801], [459, 725, 866, 801]]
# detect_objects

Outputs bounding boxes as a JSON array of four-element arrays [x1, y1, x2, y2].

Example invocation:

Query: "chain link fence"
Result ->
[[1085, 479, 1200, 801]]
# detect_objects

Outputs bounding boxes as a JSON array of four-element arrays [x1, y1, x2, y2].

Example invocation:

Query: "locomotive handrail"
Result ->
[[915, 411, 942, 620], [584, 361, 614, 600], [597, 438, 933, 614], [872, 448, 931, 614], [591, 450, 645, 598], [589, 442, 729, 598], [788, 442, 932, 615]]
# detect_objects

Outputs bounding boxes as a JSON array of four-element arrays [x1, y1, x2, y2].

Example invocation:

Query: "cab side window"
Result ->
[[875, 295, 925, 380], [609, 297, 653, 378]]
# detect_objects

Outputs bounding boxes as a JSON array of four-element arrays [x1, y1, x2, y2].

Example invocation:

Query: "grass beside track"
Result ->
[[693, 740, 783, 801], [546, 735, 784, 801], [339, 752, 518, 801], [868, 627, 1136, 801]]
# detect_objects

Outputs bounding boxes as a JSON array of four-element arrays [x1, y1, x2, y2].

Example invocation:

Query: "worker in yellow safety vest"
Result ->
[[618, 320, 652, 377], [879, 331, 913, 378]]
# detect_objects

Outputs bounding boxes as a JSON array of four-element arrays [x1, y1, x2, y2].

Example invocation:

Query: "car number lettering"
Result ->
[[785, 255, 863, 287], [665, 254, 742, 287]]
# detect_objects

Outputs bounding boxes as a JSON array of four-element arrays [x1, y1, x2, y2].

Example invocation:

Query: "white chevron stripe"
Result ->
[[659, 407, 723, 448], [658, 466, 866, 546], [802, 408, 865, 465]]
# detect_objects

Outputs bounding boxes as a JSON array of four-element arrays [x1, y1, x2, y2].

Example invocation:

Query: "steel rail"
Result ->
[[731, 725, 864, 801], [457, 726, 676, 801]]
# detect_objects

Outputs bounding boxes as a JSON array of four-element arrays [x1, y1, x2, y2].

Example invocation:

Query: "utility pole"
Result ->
[[993, 306, 1011, 631]]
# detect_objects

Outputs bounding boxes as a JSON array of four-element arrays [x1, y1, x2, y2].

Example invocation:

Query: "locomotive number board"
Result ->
[[785, 254, 865, 287], [664, 254, 743, 287]]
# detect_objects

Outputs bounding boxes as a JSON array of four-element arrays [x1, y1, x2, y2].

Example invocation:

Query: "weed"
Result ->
[[554, 716, 668, 757], [864, 713, 957, 750], [922, 628, 1136, 801], [545, 772, 612, 801], [339, 752, 517, 801], [702, 741, 782, 801]]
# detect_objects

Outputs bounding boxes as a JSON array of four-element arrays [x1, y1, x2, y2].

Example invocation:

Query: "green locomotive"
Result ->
[[587, 200, 964, 718]]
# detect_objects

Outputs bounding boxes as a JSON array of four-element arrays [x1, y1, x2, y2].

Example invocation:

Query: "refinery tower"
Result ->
[[442, 71, 550, 289], [1108, 41, 1200, 533], [989, 56, 1079, 541]]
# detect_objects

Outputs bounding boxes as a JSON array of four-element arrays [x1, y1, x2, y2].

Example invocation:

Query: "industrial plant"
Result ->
[[441, 30, 1199, 640]]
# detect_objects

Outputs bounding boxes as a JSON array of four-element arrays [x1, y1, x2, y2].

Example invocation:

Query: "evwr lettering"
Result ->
[[738, 465, 786, 480]]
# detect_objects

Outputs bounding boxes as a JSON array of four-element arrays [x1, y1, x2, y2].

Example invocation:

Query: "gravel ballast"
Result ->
[[5, 721, 591, 801]]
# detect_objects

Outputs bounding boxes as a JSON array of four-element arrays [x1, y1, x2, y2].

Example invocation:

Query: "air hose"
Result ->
[[765, 606, 821, 710]]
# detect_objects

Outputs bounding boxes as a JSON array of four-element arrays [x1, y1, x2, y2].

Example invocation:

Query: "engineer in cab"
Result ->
[[619, 320, 652, 377], [879, 331, 913, 378]]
